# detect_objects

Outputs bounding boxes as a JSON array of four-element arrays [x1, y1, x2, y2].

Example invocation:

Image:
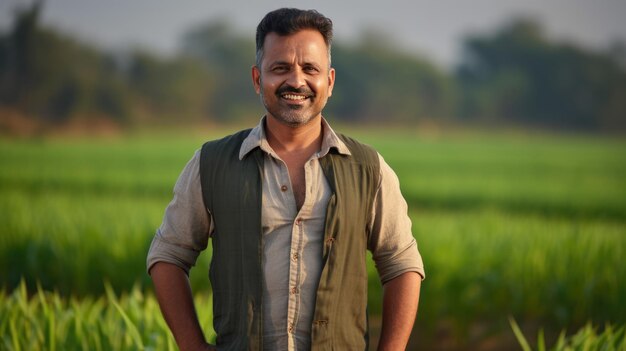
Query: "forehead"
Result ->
[[261, 29, 329, 66]]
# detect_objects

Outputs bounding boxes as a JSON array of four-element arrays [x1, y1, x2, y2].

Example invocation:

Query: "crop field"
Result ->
[[1, 128, 625, 350]]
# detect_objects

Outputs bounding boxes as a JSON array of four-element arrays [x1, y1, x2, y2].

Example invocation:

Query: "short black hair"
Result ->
[[255, 8, 333, 67]]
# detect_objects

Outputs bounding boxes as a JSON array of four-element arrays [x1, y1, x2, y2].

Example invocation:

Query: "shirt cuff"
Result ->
[[375, 239, 425, 284], [146, 233, 201, 275]]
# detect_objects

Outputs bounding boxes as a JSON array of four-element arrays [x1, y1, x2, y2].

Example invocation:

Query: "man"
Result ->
[[147, 8, 424, 351]]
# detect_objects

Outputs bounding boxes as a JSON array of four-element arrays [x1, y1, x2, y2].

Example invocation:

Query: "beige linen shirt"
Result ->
[[147, 118, 424, 351]]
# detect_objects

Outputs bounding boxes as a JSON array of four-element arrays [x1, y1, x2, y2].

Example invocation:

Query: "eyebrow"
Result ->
[[268, 61, 321, 69], [269, 61, 291, 67]]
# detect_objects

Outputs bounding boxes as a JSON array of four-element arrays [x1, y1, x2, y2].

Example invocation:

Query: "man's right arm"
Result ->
[[150, 262, 215, 351], [146, 150, 214, 350]]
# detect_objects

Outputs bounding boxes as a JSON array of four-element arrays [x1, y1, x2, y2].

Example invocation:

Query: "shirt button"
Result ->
[[295, 218, 302, 225], [280, 185, 288, 192], [292, 253, 299, 261], [291, 287, 297, 294], [288, 324, 294, 333]]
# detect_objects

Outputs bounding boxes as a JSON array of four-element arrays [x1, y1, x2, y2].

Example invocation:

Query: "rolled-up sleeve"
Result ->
[[368, 154, 425, 284], [146, 150, 213, 275]]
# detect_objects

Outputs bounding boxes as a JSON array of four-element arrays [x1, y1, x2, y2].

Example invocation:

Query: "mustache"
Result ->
[[276, 85, 314, 97]]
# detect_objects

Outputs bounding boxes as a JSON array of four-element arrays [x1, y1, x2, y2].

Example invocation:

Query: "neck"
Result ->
[[265, 115, 323, 153]]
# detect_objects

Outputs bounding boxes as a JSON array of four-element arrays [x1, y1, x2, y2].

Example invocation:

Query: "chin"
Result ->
[[268, 110, 317, 127], [278, 117, 314, 127]]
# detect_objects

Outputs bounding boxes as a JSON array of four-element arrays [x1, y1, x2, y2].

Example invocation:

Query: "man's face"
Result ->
[[252, 29, 335, 127]]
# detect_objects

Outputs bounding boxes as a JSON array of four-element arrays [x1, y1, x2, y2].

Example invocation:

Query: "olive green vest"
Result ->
[[199, 128, 380, 350]]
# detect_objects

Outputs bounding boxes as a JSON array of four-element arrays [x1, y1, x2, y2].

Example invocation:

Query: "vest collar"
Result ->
[[238, 116, 352, 160]]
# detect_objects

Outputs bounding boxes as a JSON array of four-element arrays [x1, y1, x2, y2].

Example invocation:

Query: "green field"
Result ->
[[1, 128, 625, 350]]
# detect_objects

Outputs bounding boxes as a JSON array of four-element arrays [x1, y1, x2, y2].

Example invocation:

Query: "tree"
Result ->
[[329, 30, 455, 122], [457, 18, 626, 130], [126, 50, 211, 123], [179, 20, 260, 122], [0, 1, 132, 125]]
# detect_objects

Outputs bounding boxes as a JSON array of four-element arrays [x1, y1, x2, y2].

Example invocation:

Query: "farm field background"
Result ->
[[1, 127, 625, 350]]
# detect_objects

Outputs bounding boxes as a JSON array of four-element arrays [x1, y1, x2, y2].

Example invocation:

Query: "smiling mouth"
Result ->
[[281, 93, 310, 101]]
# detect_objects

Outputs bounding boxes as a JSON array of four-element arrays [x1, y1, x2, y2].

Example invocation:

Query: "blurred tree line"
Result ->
[[457, 19, 626, 130], [1, 3, 625, 133]]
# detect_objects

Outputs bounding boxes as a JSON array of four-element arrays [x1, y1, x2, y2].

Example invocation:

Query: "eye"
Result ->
[[303, 65, 319, 73], [272, 65, 289, 73]]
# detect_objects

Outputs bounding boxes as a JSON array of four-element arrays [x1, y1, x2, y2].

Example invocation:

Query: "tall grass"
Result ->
[[0, 136, 213, 295], [0, 280, 215, 351], [1, 129, 625, 348], [356, 130, 626, 220], [410, 208, 625, 345], [510, 318, 626, 351]]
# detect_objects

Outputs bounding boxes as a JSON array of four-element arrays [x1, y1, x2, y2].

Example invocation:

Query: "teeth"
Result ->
[[282, 94, 307, 100]]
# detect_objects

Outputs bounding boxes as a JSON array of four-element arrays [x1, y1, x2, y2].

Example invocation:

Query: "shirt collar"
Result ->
[[239, 116, 351, 160]]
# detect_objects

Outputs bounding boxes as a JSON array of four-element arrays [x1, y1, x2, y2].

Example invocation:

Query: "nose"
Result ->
[[285, 67, 306, 88]]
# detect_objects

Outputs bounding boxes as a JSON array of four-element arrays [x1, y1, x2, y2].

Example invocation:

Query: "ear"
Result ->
[[327, 67, 336, 97], [252, 65, 261, 94]]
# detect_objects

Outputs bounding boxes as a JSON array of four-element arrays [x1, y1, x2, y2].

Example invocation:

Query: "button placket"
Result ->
[[286, 210, 305, 346], [259, 144, 335, 350]]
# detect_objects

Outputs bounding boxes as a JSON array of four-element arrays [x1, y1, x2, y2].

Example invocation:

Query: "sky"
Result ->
[[1, 0, 626, 67]]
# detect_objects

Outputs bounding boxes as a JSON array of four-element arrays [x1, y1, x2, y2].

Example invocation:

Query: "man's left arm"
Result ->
[[368, 154, 425, 350], [378, 272, 421, 350]]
